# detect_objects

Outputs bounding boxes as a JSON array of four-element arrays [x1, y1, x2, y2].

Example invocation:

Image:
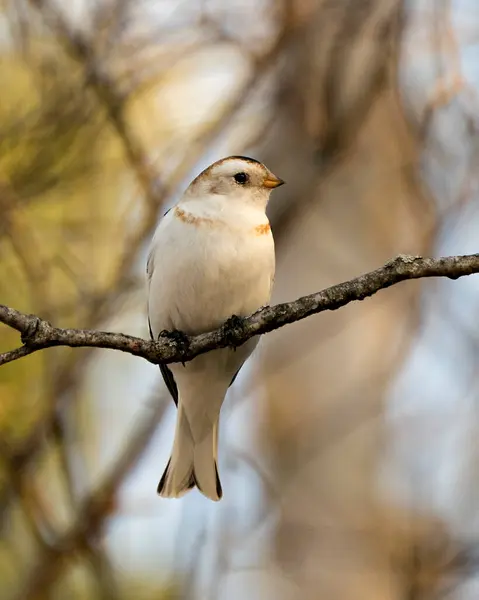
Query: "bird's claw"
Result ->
[[159, 329, 190, 366], [222, 315, 245, 350]]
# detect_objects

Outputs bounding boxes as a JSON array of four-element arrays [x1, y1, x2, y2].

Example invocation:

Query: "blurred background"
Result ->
[[1, 0, 479, 598]]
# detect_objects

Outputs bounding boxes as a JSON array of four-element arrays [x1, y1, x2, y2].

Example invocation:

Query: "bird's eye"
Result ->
[[234, 172, 249, 184]]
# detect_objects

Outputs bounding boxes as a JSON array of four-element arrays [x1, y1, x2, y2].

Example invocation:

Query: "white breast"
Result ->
[[147, 201, 275, 338]]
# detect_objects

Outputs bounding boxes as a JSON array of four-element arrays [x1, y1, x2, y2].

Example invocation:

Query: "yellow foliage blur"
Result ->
[[0, 42, 133, 440]]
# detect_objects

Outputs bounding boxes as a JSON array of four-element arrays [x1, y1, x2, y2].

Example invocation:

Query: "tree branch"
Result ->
[[1, 254, 479, 368]]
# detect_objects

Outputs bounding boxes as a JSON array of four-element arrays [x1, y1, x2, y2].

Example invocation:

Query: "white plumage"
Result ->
[[147, 156, 283, 500]]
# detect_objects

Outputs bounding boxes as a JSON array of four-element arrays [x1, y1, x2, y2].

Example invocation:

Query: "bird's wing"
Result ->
[[161, 364, 242, 407], [146, 251, 154, 283], [160, 364, 179, 406], [146, 208, 172, 283], [162, 362, 239, 407], [148, 313, 179, 406], [229, 364, 244, 388], [147, 207, 181, 405]]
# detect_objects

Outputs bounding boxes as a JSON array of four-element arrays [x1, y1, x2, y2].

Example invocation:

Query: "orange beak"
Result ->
[[263, 175, 285, 189]]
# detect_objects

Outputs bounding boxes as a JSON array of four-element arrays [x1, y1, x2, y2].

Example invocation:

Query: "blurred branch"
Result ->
[[2, 253, 479, 368], [0, 450, 57, 546], [15, 396, 168, 600], [50, 401, 122, 600], [28, 0, 158, 201]]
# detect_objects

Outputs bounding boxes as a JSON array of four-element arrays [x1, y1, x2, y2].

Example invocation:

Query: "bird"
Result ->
[[146, 156, 284, 501]]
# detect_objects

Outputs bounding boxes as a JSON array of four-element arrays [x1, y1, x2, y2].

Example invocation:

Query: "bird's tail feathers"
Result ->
[[192, 422, 222, 501], [157, 403, 195, 498], [157, 406, 222, 501]]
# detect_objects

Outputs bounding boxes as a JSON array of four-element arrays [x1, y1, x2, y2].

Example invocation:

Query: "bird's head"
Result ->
[[185, 156, 284, 210]]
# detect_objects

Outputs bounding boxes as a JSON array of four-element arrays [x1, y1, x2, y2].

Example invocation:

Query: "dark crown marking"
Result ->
[[224, 155, 262, 165], [194, 156, 263, 181]]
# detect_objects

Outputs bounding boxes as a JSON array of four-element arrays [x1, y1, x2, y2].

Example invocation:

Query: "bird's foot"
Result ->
[[222, 314, 246, 350], [159, 329, 190, 366]]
